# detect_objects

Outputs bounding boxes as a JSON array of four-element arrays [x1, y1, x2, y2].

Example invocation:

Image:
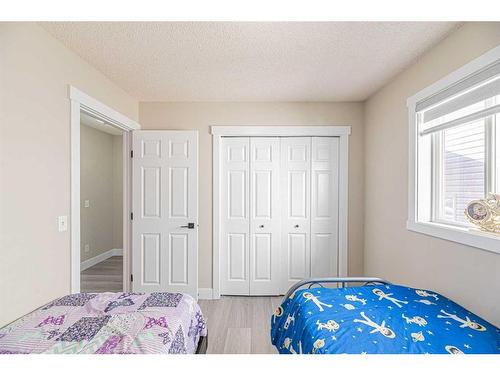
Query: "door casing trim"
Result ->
[[70, 85, 140, 293]]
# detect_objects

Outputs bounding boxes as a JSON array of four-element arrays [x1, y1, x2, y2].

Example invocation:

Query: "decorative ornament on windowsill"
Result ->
[[464, 193, 500, 235]]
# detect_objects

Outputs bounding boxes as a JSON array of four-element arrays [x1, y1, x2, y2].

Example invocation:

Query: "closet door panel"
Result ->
[[281, 137, 311, 292], [228, 171, 247, 218], [221, 138, 250, 295], [249, 138, 281, 295], [311, 137, 339, 278], [228, 233, 247, 280], [311, 233, 334, 277], [253, 233, 272, 280], [254, 171, 272, 218], [288, 233, 308, 279], [289, 171, 307, 218]]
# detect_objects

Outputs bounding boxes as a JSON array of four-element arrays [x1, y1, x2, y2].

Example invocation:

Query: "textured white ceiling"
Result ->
[[42, 22, 460, 102]]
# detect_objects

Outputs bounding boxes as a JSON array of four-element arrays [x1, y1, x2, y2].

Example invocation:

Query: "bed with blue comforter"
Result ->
[[271, 284, 500, 354]]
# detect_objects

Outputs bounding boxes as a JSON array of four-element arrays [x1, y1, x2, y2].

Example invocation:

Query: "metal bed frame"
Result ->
[[282, 277, 392, 302], [195, 334, 208, 354]]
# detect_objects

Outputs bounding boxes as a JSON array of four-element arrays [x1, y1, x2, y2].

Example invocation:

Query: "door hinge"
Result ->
[[130, 150, 134, 158], [130, 274, 133, 282], [130, 212, 134, 220]]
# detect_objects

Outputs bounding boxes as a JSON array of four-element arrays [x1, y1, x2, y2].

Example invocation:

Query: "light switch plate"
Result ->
[[84, 200, 90, 208], [58, 216, 68, 232], [84, 244, 90, 253]]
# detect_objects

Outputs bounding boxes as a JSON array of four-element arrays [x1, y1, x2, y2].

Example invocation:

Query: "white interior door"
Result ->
[[311, 137, 339, 278], [221, 137, 250, 295], [132, 130, 198, 298], [249, 138, 281, 295], [281, 137, 311, 292]]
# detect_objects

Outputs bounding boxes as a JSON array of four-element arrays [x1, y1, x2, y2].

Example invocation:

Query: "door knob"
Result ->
[[180, 223, 195, 229], [294, 224, 299, 228], [259, 225, 264, 228]]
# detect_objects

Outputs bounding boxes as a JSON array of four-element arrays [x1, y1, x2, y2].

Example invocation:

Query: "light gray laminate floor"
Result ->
[[199, 296, 283, 354], [81, 256, 123, 293]]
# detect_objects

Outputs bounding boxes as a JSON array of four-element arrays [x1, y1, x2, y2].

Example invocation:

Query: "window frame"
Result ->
[[407, 45, 500, 255]]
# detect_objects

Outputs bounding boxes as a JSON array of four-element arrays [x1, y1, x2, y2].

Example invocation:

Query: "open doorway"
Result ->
[[70, 86, 139, 294], [79, 112, 124, 292]]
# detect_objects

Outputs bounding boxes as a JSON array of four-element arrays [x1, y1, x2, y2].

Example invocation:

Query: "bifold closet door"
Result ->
[[280, 137, 340, 292], [221, 138, 250, 295], [310, 137, 339, 278], [249, 138, 281, 295], [221, 137, 281, 295], [281, 137, 311, 292], [221, 136, 339, 296]]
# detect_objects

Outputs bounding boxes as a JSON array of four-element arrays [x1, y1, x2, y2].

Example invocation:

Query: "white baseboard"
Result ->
[[198, 288, 214, 300], [81, 248, 123, 271]]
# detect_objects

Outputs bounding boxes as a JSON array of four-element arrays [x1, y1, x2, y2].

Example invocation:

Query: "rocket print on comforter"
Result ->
[[270, 284, 500, 354], [0, 292, 207, 354]]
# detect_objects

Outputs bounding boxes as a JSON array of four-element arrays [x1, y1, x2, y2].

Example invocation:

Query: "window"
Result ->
[[408, 46, 500, 254], [432, 104, 498, 227]]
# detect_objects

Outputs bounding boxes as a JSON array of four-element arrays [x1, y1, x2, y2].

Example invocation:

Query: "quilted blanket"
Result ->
[[0, 292, 207, 354]]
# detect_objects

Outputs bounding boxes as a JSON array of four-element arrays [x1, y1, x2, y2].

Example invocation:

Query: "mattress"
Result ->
[[0, 292, 207, 354], [271, 284, 499, 354]]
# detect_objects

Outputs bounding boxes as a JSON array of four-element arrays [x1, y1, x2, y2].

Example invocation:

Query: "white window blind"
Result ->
[[418, 60, 500, 136]]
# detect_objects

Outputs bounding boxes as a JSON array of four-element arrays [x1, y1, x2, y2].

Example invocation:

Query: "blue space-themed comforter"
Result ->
[[271, 284, 499, 354]]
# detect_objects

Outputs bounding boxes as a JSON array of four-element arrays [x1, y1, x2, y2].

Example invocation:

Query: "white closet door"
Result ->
[[249, 138, 281, 295], [311, 137, 339, 278], [132, 131, 198, 297], [221, 138, 250, 295], [281, 137, 311, 292]]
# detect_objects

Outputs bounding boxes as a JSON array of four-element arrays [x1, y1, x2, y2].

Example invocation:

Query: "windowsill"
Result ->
[[407, 220, 500, 255]]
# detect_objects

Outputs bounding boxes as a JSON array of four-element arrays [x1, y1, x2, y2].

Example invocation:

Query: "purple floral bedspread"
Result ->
[[0, 292, 207, 354]]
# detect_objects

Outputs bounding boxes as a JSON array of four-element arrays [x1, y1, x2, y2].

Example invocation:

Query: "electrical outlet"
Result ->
[[58, 216, 68, 232], [84, 200, 90, 208], [84, 244, 90, 253]]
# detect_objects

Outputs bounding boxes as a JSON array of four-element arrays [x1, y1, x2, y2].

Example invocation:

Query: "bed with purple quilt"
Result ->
[[0, 292, 207, 354]]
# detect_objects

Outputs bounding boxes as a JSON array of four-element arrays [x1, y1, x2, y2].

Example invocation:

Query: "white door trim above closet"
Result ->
[[212, 126, 350, 299], [211, 126, 351, 137]]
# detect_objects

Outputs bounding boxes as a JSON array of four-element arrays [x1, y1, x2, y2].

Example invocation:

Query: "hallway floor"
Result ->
[[81, 256, 123, 293]]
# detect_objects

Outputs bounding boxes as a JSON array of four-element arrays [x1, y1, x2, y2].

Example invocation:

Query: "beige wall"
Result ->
[[80, 125, 123, 262], [0, 23, 137, 326], [139, 102, 365, 288], [364, 22, 500, 326]]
